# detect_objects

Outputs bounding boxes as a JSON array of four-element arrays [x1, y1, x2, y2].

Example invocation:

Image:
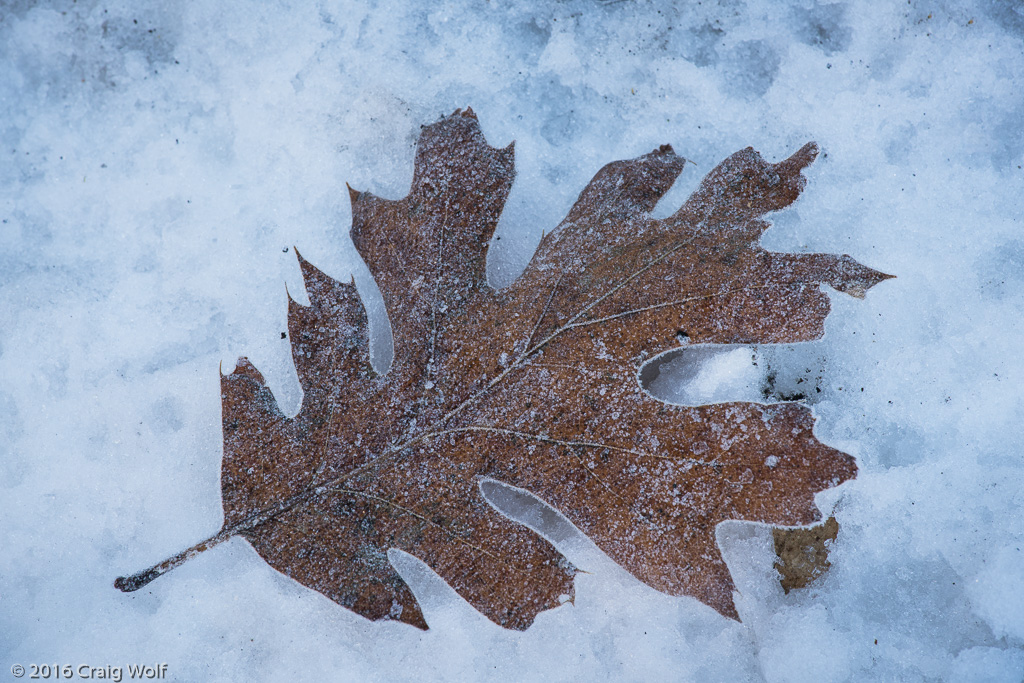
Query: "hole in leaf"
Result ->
[[479, 479, 581, 545], [641, 343, 828, 406]]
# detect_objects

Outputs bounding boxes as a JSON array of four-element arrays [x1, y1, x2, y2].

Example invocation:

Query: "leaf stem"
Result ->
[[115, 476, 334, 592], [114, 528, 233, 592]]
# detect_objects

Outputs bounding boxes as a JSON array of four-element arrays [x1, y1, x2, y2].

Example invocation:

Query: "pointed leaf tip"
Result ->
[[773, 141, 819, 181], [831, 255, 896, 298], [652, 143, 677, 158], [721, 600, 740, 621], [558, 144, 688, 224], [295, 253, 349, 309], [224, 357, 264, 383], [799, 141, 819, 161]]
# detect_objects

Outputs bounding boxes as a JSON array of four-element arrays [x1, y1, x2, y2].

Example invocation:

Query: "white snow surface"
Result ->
[[3, 1, 1024, 681]]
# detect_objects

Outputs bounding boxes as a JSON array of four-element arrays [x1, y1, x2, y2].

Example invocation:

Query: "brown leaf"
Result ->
[[116, 109, 892, 630], [774, 516, 841, 593]]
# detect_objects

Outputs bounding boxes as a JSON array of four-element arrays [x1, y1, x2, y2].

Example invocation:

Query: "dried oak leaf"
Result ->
[[116, 109, 891, 630]]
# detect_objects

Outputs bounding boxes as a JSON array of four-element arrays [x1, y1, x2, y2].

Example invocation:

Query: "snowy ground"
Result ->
[[3, 1, 1024, 681]]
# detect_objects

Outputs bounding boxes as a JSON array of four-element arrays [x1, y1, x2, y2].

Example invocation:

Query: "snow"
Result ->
[[2, 0, 1023, 680], [647, 346, 765, 405]]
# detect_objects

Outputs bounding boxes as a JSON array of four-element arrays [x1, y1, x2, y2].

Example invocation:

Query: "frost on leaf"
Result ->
[[117, 109, 892, 630]]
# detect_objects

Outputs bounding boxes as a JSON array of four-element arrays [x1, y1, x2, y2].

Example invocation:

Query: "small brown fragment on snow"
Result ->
[[773, 516, 840, 593]]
